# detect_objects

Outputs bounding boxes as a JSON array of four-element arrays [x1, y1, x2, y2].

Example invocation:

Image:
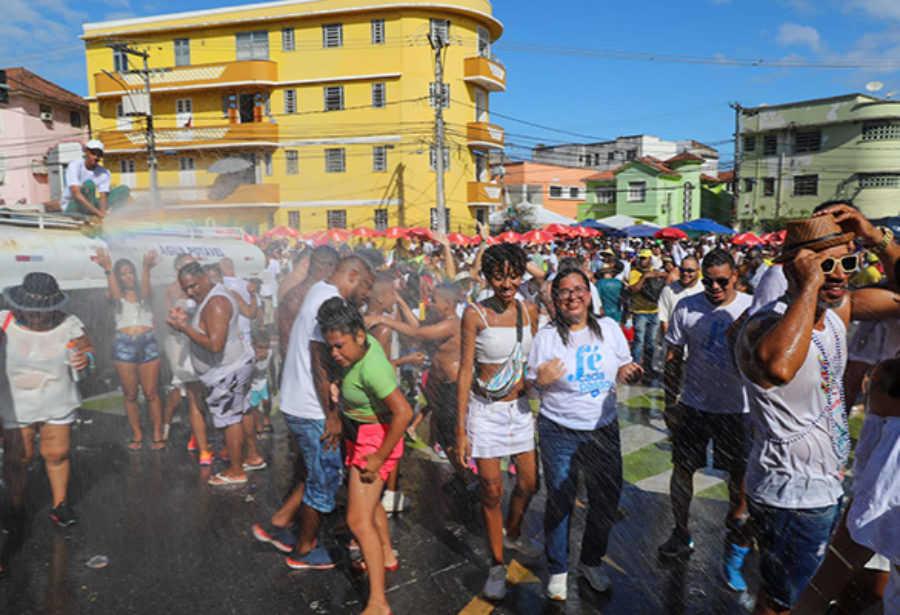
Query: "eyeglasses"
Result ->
[[679, 267, 697, 274], [555, 286, 590, 299], [701, 277, 731, 289], [821, 254, 860, 275]]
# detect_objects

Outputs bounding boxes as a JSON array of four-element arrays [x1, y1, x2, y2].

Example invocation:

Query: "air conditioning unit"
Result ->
[[39, 111, 53, 121]]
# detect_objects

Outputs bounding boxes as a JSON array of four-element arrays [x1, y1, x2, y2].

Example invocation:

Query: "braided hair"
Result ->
[[550, 267, 603, 346]]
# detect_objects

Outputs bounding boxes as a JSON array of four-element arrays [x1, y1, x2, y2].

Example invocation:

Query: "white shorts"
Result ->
[[466, 392, 535, 459], [4, 408, 77, 430]]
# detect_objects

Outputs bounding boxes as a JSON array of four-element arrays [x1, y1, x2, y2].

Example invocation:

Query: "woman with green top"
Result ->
[[316, 297, 412, 615]]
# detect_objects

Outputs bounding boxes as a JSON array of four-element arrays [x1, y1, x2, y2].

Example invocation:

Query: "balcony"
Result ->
[[131, 183, 281, 207], [466, 122, 504, 150], [463, 56, 506, 92], [101, 122, 279, 154], [94, 60, 278, 98], [467, 181, 503, 206]]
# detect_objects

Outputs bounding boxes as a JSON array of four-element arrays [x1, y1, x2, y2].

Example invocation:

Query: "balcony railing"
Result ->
[[130, 183, 280, 206], [94, 60, 278, 97], [467, 181, 503, 206], [101, 122, 279, 153], [466, 122, 504, 150], [463, 56, 506, 92]]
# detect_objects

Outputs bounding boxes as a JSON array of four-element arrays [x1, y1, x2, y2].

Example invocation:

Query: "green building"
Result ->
[[739, 93, 900, 228]]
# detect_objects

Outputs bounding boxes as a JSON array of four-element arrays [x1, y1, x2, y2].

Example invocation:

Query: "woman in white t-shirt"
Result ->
[[1, 273, 94, 536], [527, 266, 643, 602]]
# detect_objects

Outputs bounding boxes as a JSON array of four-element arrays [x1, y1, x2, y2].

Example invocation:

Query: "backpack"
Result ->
[[640, 274, 665, 303]]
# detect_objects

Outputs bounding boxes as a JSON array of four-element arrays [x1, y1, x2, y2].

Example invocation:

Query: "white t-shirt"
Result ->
[[748, 264, 787, 316], [223, 276, 252, 345], [527, 319, 632, 430], [280, 280, 341, 419], [60, 158, 111, 210], [666, 292, 752, 414], [658, 280, 704, 324], [260, 259, 281, 299]]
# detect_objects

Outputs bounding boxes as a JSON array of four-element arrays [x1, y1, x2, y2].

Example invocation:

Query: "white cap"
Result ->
[[85, 139, 105, 153]]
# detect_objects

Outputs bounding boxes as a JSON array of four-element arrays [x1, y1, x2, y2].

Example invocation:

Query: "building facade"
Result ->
[[739, 93, 900, 226], [81, 0, 505, 234], [499, 161, 599, 220], [0, 68, 89, 206]]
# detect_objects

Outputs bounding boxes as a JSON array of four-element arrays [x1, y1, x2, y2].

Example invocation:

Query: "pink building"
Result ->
[[0, 68, 88, 206], [500, 161, 600, 220]]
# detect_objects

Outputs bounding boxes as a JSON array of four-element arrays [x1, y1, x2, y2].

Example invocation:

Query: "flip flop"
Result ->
[[208, 472, 248, 486], [350, 557, 399, 573], [242, 460, 268, 471], [128, 439, 143, 451], [150, 440, 165, 451]]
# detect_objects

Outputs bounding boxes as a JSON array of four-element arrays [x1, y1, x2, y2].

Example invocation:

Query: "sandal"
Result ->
[[150, 440, 166, 451], [350, 557, 399, 573], [128, 439, 143, 451]]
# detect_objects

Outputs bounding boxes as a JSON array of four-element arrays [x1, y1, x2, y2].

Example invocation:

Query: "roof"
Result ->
[[666, 152, 704, 165], [742, 93, 881, 114], [2, 67, 86, 109], [582, 170, 615, 182]]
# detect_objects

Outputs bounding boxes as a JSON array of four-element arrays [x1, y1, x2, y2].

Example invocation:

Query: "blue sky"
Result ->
[[5, 0, 900, 170]]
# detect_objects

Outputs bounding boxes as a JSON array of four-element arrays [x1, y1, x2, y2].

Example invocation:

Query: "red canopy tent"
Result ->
[[731, 232, 765, 247], [263, 225, 301, 239], [522, 229, 555, 244], [761, 230, 787, 244], [351, 227, 382, 238], [407, 227, 435, 240], [495, 230, 523, 243], [242, 233, 259, 243], [655, 227, 689, 240], [381, 226, 410, 239], [313, 229, 351, 245], [446, 232, 471, 246], [544, 223, 572, 236]]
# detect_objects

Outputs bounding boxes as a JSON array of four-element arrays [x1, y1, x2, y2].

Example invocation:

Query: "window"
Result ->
[[288, 210, 300, 229], [595, 186, 615, 204], [371, 19, 385, 44], [178, 156, 196, 187], [264, 152, 273, 176], [859, 174, 900, 189], [285, 150, 298, 175], [762, 177, 775, 196], [429, 146, 450, 171], [284, 89, 297, 114], [430, 208, 450, 231], [175, 98, 192, 127], [371, 82, 386, 108], [794, 130, 821, 153], [548, 185, 563, 198], [743, 136, 756, 152], [430, 18, 450, 44], [327, 209, 347, 229], [236, 30, 269, 60], [282, 28, 295, 51], [113, 49, 128, 72], [862, 121, 900, 141], [119, 159, 136, 188], [743, 178, 754, 193], [625, 150, 636, 161], [374, 209, 388, 230], [69, 111, 83, 128], [793, 174, 818, 196], [324, 86, 344, 111], [569, 187, 580, 199], [373, 145, 387, 172], [763, 135, 777, 155], [174, 38, 190, 66], [429, 82, 449, 108], [325, 148, 346, 173], [607, 151, 616, 162], [477, 26, 490, 57], [323, 23, 343, 48], [628, 181, 646, 202]]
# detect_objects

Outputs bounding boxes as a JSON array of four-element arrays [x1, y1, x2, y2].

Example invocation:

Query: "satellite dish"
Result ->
[[866, 81, 884, 92], [886, 90, 898, 99]]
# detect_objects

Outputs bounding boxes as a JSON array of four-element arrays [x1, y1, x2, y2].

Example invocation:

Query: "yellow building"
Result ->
[[81, 0, 506, 234]]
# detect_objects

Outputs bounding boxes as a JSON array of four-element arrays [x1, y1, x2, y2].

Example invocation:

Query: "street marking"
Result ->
[[634, 467, 723, 495], [458, 559, 539, 615], [603, 555, 626, 574]]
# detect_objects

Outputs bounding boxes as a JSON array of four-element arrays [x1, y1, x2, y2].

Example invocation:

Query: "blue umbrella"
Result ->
[[672, 218, 736, 234], [574, 218, 616, 232], [616, 224, 660, 237]]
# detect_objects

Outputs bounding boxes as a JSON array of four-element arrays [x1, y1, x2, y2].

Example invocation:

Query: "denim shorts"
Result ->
[[113, 330, 161, 364], [283, 415, 343, 514], [748, 498, 841, 610]]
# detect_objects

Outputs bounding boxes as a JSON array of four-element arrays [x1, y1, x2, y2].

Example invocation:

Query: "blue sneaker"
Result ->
[[252, 521, 297, 553], [285, 545, 336, 570], [723, 542, 750, 592]]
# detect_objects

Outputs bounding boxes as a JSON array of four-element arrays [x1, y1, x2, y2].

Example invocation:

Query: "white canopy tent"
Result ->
[[489, 204, 576, 227], [595, 214, 644, 230]]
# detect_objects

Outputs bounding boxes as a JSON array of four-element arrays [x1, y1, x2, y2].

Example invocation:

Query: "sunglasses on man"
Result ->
[[820, 254, 860, 275], [701, 276, 731, 289]]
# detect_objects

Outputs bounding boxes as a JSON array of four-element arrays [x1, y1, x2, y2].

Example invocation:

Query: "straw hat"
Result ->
[[3, 272, 68, 312], [774, 215, 855, 264]]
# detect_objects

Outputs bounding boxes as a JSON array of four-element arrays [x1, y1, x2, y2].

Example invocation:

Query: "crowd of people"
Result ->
[[0, 204, 898, 615]]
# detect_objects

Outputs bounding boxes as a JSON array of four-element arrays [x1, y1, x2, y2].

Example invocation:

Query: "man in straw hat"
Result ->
[[735, 204, 899, 614]]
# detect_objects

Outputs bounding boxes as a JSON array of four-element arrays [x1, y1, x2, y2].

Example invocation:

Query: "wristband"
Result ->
[[84, 350, 96, 368], [531, 383, 547, 394], [104, 269, 112, 276]]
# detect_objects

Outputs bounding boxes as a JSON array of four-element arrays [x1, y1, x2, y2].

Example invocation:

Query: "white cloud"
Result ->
[[846, 0, 900, 22], [776, 23, 824, 53]]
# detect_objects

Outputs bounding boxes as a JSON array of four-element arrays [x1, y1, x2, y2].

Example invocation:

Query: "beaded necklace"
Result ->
[[811, 311, 850, 465]]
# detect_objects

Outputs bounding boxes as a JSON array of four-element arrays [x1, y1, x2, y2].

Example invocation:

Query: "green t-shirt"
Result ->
[[341, 334, 398, 424]]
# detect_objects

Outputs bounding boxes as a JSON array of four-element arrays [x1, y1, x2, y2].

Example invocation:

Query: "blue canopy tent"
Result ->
[[614, 224, 660, 238], [672, 218, 737, 234], [574, 218, 616, 232]]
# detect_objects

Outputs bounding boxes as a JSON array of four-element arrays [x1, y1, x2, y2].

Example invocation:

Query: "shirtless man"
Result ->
[[166, 262, 265, 485]]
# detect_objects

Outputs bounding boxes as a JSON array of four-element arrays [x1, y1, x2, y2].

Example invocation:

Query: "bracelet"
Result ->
[[532, 383, 547, 394], [83, 350, 96, 368], [869, 226, 894, 253], [104, 269, 112, 276]]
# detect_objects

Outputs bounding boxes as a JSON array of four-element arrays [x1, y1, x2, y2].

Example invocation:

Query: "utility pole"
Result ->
[[729, 102, 742, 229], [108, 42, 160, 212], [429, 27, 448, 235]]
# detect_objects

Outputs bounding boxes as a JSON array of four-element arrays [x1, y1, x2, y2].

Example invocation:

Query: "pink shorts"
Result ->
[[345, 422, 404, 482]]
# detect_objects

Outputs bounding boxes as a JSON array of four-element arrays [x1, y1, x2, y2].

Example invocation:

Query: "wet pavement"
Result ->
[[2, 388, 768, 614]]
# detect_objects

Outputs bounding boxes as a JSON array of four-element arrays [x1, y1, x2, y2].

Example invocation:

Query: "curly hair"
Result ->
[[550, 267, 603, 346], [481, 243, 528, 280], [316, 296, 366, 337]]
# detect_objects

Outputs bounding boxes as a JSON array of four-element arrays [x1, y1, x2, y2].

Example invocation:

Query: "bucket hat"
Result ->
[[3, 272, 69, 312], [774, 215, 855, 264]]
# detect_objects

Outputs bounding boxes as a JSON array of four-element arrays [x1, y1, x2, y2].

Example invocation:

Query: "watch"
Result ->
[[870, 226, 894, 253]]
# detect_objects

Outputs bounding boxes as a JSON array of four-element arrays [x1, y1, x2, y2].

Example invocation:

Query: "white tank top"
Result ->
[[115, 299, 154, 330], [0, 310, 84, 425], [742, 303, 849, 509], [189, 284, 252, 386]]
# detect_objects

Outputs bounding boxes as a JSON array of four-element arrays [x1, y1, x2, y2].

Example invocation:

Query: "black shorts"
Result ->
[[669, 403, 749, 476], [424, 376, 458, 451]]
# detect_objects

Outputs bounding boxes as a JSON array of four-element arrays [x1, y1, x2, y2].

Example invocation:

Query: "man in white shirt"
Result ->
[[660, 249, 754, 594], [61, 140, 129, 217], [658, 256, 704, 334], [252, 256, 374, 570], [259, 246, 282, 326]]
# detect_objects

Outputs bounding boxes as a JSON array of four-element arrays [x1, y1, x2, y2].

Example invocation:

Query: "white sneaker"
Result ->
[[381, 489, 410, 513], [546, 572, 567, 601], [583, 564, 611, 592], [503, 530, 543, 559], [482, 564, 507, 600]]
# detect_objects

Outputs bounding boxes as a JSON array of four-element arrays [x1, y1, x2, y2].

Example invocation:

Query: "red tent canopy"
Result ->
[[522, 229, 555, 244], [263, 225, 300, 239], [407, 227, 435, 240], [760, 230, 787, 244], [351, 227, 381, 238], [731, 232, 764, 247], [446, 232, 471, 246], [242, 233, 259, 243], [313, 229, 351, 245], [655, 227, 689, 240], [544, 223, 571, 236], [381, 226, 410, 239], [495, 230, 523, 243]]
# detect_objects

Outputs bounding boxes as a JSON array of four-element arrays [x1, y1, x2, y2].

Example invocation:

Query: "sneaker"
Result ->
[[482, 564, 507, 600], [503, 530, 543, 559], [658, 528, 694, 559], [285, 545, 336, 570], [433, 443, 447, 459], [723, 542, 751, 592], [198, 448, 213, 466], [546, 572, 567, 601], [252, 521, 297, 553], [50, 502, 77, 527], [186, 434, 198, 452], [381, 489, 410, 513], [583, 564, 611, 592]]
